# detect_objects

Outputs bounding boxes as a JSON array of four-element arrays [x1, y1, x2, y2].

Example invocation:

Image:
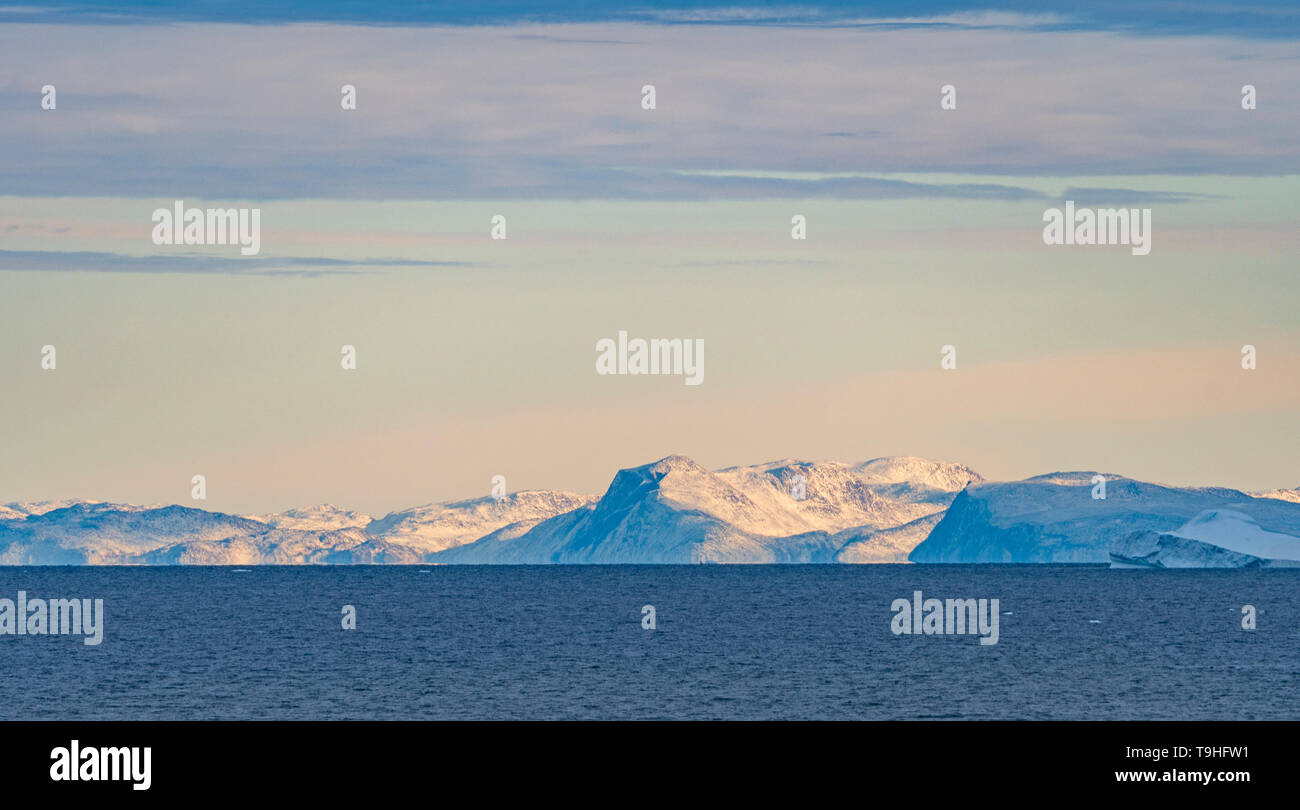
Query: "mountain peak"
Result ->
[[648, 455, 707, 474]]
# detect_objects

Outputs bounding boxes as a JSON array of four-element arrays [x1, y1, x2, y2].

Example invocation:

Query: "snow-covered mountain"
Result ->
[[434, 455, 976, 564], [365, 491, 597, 554], [0, 491, 598, 564], [1111, 509, 1300, 568], [909, 472, 1300, 563], [0, 454, 976, 564], [0, 502, 270, 564], [5, 459, 1292, 567], [712, 456, 981, 535]]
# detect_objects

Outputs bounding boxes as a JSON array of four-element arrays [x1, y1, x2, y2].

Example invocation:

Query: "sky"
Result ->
[[0, 2, 1297, 515]]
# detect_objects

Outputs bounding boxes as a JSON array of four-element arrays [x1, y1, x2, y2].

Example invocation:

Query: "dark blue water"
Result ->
[[0, 566, 1295, 720]]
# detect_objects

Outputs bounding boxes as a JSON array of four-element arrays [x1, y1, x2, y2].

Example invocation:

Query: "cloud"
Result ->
[[510, 33, 642, 44], [513, 169, 1055, 200], [0, 19, 1296, 200], [821, 130, 885, 138], [2, 3, 1297, 39], [675, 258, 828, 267], [0, 250, 477, 276], [1055, 188, 1227, 205]]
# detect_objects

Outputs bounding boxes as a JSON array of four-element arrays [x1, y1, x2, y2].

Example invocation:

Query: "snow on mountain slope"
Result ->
[[853, 456, 983, 493], [910, 473, 1300, 563], [435, 457, 758, 563], [0, 491, 597, 564], [364, 491, 598, 553], [1253, 487, 1300, 504], [711, 459, 947, 536], [0, 499, 105, 520], [254, 504, 373, 532], [826, 457, 984, 563], [436, 454, 975, 564], [433, 506, 598, 563], [133, 526, 397, 565], [1110, 510, 1300, 568], [834, 513, 944, 563], [0, 503, 271, 564]]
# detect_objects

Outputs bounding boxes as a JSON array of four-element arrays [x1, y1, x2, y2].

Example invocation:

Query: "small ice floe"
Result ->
[[1088, 619, 1101, 623], [232, 568, 252, 573], [418, 570, 431, 573]]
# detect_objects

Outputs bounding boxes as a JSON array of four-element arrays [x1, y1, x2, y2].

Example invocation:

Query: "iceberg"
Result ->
[[909, 472, 1300, 563], [1110, 510, 1300, 568]]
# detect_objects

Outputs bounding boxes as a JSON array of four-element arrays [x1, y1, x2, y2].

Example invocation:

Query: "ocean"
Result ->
[[0, 565, 1294, 720]]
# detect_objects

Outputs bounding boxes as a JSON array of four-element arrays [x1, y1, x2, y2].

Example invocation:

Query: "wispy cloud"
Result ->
[[0, 250, 477, 276], [1055, 188, 1226, 205]]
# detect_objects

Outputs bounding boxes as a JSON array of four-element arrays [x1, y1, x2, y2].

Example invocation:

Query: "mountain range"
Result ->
[[1, 455, 1296, 565]]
